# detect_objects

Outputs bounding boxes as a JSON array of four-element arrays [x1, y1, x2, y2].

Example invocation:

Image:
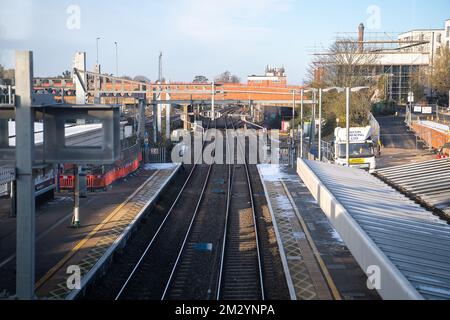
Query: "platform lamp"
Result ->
[[96, 37, 101, 66], [319, 86, 369, 166], [299, 88, 319, 160], [317, 87, 348, 161]]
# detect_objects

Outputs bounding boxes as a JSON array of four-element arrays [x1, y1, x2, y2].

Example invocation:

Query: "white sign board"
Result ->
[[413, 106, 422, 113], [336, 127, 372, 142], [124, 125, 133, 138], [422, 107, 432, 114], [407, 92, 414, 103], [0, 183, 7, 196]]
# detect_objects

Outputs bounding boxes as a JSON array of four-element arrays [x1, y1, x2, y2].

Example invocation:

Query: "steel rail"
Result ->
[[115, 119, 212, 300], [160, 119, 218, 300], [217, 115, 265, 300], [215, 115, 235, 300]]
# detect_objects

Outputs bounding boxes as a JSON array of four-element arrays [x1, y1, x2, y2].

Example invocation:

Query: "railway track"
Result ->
[[112, 115, 266, 300], [217, 116, 265, 300], [115, 119, 214, 300], [161, 119, 227, 300], [160, 115, 265, 300]]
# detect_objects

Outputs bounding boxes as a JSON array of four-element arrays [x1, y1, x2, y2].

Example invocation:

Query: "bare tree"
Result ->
[[59, 70, 71, 79], [134, 75, 151, 83], [312, 39, 379, 88], [409, 46, 450, 105], [410, 67, 429, 103], [306, 39, 380, 130], [214, 71, 240, 84], [0, 64, 15, 83], [430, 46, 450, 105], [193, 75, 209, 83]]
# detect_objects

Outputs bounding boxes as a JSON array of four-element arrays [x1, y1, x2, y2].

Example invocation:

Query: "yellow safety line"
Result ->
[[280, 179, 342, 301], [35, 170, 160, 290]]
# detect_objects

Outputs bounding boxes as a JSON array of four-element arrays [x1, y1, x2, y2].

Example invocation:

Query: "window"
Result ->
[[447, 26, 450, 38], [337, 143, 374, 159], [437, 34, 442, 43]]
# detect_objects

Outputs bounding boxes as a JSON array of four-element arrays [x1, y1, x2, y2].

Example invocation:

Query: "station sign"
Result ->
[[407, 91, 414, 103], [42, 105, 120, 165], [124, 125, 133, 138], [422, 106, 432, 114], [413, 105, 422, 113], [335, 126, 372, 142]]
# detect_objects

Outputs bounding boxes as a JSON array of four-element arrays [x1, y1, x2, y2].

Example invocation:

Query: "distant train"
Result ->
[[1, 121, 142, 207]]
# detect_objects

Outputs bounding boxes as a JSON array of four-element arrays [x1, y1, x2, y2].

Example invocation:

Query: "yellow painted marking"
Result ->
[[349, 158, 366, 165], [35, 170, 160, 290], [280, 179, 342, 301]]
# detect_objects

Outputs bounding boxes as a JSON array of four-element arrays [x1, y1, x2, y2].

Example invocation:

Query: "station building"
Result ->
[[313, 19, 450, 104]]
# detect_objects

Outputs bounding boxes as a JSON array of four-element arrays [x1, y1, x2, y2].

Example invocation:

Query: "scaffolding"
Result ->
[[312, 30, 432, 104]]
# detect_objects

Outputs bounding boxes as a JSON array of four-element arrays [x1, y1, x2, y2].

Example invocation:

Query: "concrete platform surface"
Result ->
[[257, 164, 380, 300], [0, 163, 180, 299]]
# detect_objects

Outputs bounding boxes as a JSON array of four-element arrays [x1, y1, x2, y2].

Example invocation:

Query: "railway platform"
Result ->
[[257, 164, 380, 300], [298, 159, 450, 300], [0, 163, 180, 299]]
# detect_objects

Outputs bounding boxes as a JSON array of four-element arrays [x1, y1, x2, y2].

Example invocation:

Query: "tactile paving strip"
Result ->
[[263, 179, 332, 300], [41, 168, 177, 299]]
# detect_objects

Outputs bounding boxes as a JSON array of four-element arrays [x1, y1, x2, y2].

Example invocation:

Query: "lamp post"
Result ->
[[211, 81, 215, 120], [291, 90, 296, 167], [346, 87, 351, 166], [96, 37, 101, 66], [300, 88, 304, 159], [318, 88, 322, 161], [292, 90, 296, 139], [347, 86, 370, 166], [114, 41, 119, 77], [312, 90, 318, 155], [317, 87, 344, 162], [300, 88, 318, 159], [308, 86, 369, 165]]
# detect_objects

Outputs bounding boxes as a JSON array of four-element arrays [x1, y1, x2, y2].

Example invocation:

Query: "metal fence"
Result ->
[[369, 113, 380, 145], [411, 122, 449, 152], [406, 104, 450, 152], [0, 85, 14, 106], [406, 104, 450, 127], [147, 146, 169, 163]]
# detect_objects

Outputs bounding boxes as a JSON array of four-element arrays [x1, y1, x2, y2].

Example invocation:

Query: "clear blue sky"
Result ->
[[0, 0, 449, 84]]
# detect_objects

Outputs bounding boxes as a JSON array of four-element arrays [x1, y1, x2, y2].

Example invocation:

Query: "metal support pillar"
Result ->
[[0, 119, 8, 147], [15, 50, 36, 300], [157, 103, 162, 135], [291, 91, 296, 168], [318, 89, 322, 162], [309, 90, 317, 154], [346, 87, 351, 166], [183, 105, 188, 131], [9, 180, 16, 217], [211, 82, 215, 120], [137, 99, 146, 143], [152, 92, 158, 143], [71, 165, 80, 228], [73, 52, 87, 105], [300, 89, 304, 159], [94, 64, 101, 104], [156, 90, 163, 135], [165, 93, 171, 141], [165, 104, 171, 141]]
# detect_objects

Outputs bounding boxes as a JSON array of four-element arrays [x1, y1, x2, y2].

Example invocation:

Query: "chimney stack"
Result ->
[[358, 23, 365, 52]]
